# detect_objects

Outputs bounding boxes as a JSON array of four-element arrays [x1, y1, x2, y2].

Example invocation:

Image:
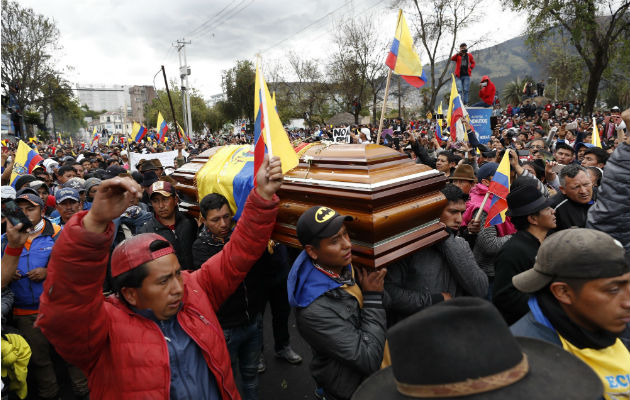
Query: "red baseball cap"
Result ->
[[111, 233, 175, 277]]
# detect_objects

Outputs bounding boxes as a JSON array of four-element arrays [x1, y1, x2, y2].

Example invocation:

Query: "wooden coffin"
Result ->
[[171, 143, 448, 269]]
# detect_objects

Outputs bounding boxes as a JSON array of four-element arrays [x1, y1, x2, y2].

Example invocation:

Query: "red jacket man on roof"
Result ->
[[36, 155, 284, 399]]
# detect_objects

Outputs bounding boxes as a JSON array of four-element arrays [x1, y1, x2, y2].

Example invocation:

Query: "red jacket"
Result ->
[[479, 79, 496, 105], [450, 52, 475, 77], [36, 190, 279, 399]]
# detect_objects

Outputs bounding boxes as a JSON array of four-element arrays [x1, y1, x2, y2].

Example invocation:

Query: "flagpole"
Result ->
[[161, 65, 182, 143], [376, 69, 393, 145], [474, 192, 491, 222], [257, 56, 273, 157]]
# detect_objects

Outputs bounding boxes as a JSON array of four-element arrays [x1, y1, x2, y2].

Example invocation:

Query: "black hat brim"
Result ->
[[351, 337, 602, 400], [506, 196, 554, 217], [314, 214, 353, 240]]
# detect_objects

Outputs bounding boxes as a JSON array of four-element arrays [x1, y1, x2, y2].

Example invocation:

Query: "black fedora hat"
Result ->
[[351, 298, 602, 400], [506, 180, 552, 217]]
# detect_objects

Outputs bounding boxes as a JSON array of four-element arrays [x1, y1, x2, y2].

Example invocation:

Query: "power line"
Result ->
[[190, 0, 254, 41], [260, 0, 354, 54], [185, 0, 243, 38]]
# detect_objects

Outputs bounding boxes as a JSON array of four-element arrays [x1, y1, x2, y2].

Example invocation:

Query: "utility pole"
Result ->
[[175, 39, 193, 140]]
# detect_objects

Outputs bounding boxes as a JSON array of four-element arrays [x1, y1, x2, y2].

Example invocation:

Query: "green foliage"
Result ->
[[507, 0, 630, 113], [502, 78, 524, 105], [1, 0, 62, 112], [222, 60, 256, 121]]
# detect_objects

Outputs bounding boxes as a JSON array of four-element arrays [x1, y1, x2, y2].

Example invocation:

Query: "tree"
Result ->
[[1, 0, 63, 114], [507, 0, 630, 114], [285, 52, 335, 126], [531, 29, 588, 101], [502, 77, 524, 105], [328, 16, 387, 124], [222, 60, 256, 121], [145, 84, 211, 133], [402, 0, 485, 110]]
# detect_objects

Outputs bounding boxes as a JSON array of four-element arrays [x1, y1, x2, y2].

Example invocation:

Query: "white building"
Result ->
[[75, 84, 132, 112], [88, 111, 133, 137]]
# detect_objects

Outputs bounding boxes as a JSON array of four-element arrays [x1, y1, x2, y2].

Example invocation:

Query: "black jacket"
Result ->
[[296, 288, 386, 400], [550, 193, 592, 232], [191, 228, 270, 329], [587, 142, 630, 254], [138, 211, 198, 270], [493, 230, 540, 325]]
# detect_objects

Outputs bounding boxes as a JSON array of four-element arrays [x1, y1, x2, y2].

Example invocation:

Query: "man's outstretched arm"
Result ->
[[37, 177, 142, 372]]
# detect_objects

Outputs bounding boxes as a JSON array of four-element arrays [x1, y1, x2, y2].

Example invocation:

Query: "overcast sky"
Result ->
[[19, 0, 526, 98]]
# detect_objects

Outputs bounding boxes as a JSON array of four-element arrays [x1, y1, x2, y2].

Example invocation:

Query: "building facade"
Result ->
[[129, 85, 156, 124], [75, 84, 131, 112]]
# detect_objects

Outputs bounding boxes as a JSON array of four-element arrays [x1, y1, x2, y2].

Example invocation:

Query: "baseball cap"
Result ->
[[147, 181, 176, 198], [29, 180, 49, 192], [1, 186, 16, 200], [111, 233, 175, 277], [296, 206, 352, 246], [56, 187, 80, 204], [84, 177, 101, 194], [63, 177, 86, 193], [513, 228, 628, 293], [15, 192, 44, 208], [477, 162, 498, 183]]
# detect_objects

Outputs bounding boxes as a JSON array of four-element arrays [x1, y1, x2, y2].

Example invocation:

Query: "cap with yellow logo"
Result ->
[[296, 206, 352, 246]]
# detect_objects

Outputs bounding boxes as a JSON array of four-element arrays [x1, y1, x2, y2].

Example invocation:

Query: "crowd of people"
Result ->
[[0, 100, 628, 400]]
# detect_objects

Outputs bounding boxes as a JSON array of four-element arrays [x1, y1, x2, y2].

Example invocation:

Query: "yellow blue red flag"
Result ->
[[196, 145, 258, 221], [157, 112, 168, 142], [132, 122, 147, 142], [385, 10, 427, 88], [10, 140, 43, 187], [446, 74, 465, 140], [485, 151, 511, 227], [253, 61, 298, 182]]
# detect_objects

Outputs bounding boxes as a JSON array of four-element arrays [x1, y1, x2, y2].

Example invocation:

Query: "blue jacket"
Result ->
[[287, 250, 348, 308], [511, 296, 630, 350], [2, 220, 61, 310]]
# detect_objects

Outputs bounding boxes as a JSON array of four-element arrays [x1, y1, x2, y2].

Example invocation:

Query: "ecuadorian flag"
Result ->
[[10, 140, 43, 187], [485, 151, 511, 227], [132, 122, 147, 142], [253, 61, 298, 183], [446, 74, 465, 140], [196, 145, 258, 221], [385, 10, 427, 88], [157, 112, 168, 142]]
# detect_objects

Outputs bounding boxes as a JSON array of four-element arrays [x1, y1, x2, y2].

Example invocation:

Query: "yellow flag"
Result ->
[[107, 134, 114, 145], [591, 117, 601, 148], [254, 61, 298, 174]]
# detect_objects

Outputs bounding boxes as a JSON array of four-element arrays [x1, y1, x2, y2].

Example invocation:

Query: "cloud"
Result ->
[[17, 0, 525, 97]]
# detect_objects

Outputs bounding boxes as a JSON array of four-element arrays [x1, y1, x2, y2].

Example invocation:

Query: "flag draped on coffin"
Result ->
[[253, 62, 298, 180], [196, 145, 258, 221], [132, 122, 147, 142], [485, 150, 511, 228], [157, 112, 168, 142], [385, 9, 427, 88], [591, 117, 602, 148], [10, 140, 43, 187]]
